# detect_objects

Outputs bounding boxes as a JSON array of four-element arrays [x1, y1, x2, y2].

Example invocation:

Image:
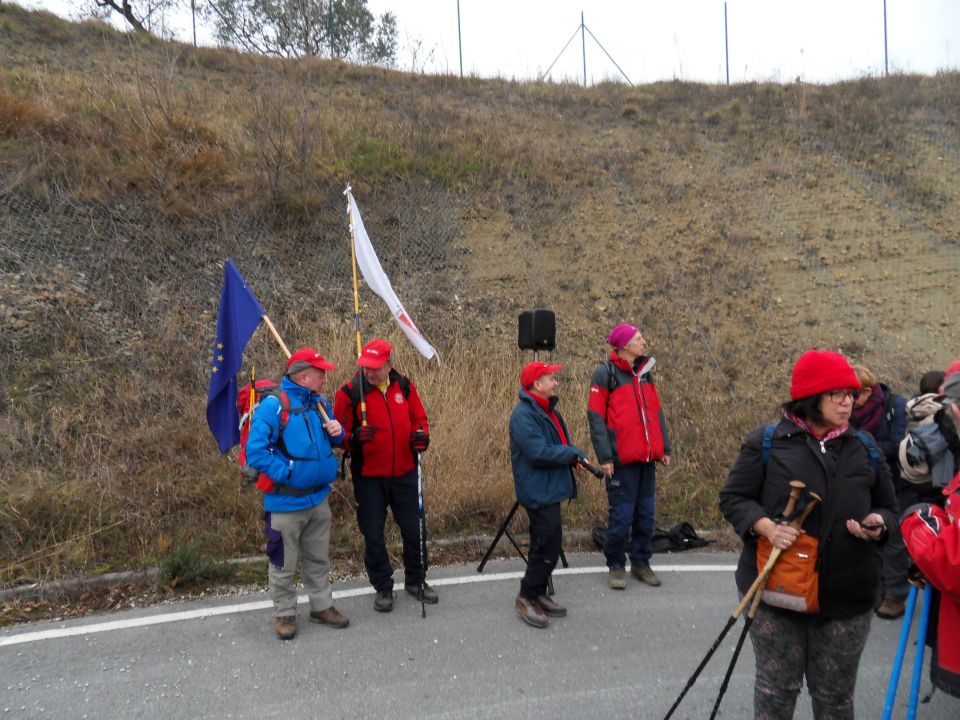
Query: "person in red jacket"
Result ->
[[901, 370, 960, 698], [333, 339, 434, 613], [587, 323, 671, 590]]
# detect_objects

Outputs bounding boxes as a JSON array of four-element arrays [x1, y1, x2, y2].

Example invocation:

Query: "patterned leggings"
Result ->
[[749, 603, 872, 720]]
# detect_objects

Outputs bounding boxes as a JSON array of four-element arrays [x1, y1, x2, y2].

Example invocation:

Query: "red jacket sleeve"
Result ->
[[902, 505, 960, 600], [406, 380, 429, 434]]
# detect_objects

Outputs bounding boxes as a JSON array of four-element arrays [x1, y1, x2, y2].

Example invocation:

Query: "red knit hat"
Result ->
[[789, 350, 860, 400]]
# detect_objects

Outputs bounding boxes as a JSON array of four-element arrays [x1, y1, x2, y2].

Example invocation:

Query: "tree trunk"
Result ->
[[97, 0, 149, 34]]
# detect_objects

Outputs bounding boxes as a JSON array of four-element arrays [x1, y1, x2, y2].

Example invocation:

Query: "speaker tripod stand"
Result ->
[[476, 499, 568, 595]]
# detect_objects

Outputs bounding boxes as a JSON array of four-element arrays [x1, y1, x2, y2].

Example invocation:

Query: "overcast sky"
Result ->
[[17, 1, 960, 85]]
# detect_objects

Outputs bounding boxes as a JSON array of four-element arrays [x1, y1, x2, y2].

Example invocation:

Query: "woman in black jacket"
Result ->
[[719, 350, 898, 720]]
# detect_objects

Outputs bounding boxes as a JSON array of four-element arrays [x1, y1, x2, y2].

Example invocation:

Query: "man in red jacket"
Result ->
[[901, 369, 960, 698], [333, 339, 434, 613], [587, 323, 671, 590]]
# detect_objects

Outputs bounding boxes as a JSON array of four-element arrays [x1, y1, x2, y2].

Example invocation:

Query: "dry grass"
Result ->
[[2, 4, 960, 585]]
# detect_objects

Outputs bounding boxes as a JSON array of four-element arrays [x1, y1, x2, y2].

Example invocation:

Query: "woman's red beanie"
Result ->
[[789, 350, 861, 400]]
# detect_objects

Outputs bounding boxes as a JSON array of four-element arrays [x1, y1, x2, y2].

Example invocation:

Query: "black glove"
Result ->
[[351, 426, 376, 448], [410, 430, 430, 453], [240, 464, 260, 483]]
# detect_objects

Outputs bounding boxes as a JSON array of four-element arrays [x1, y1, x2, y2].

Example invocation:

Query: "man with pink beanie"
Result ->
[[587, 323, 671, 589]]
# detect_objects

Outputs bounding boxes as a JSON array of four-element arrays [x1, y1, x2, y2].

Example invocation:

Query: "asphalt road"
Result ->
[[1, 551, 955, 719]]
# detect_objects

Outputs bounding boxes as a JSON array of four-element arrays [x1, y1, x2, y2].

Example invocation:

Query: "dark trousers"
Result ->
[[749, 604, 872, 720], [519, 503, 563, 600], [353, 468, 426, 591], [880, 486, 914, 602], [604, 461, 656, 569]]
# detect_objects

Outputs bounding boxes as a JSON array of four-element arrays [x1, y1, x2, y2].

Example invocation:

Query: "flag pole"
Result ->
[[261, 312, 330, 422], [345, 183, 368, 428]]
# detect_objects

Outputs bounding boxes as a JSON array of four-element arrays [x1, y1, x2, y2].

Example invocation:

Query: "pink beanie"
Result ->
[[789, 350, 860, 400], [606, 323, 639, 350]]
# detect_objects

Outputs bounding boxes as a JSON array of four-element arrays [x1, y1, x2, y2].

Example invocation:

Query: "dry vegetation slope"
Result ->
[[0, 5, 958, 585]]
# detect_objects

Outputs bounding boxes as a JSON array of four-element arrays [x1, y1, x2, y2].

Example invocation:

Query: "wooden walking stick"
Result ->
[[708, 492, 822, 719], [662, 480, 807, 720]]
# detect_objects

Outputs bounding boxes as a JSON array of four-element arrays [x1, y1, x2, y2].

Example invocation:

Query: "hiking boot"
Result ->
[[537, 594, 567, 617], [374, 588, 395, 613], [274, 615, 296, 640], [876, 598, 906, 620], [631, 563, 662, 587], [608, 568, 626, 589], [404, 582, 439, 604], [515, 595, 549, 628], [309, 606, 350, 629]]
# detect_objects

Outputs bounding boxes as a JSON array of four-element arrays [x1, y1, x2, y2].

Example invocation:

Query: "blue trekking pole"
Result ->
[[907, 584, 934, 720], [882, 584, 919, 720]]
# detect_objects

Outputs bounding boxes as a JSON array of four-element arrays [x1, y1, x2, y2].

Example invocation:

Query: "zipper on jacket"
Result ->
[[382, 385, 397, 477], [635, 372, 652, 461], [819, 440, 826, 454]]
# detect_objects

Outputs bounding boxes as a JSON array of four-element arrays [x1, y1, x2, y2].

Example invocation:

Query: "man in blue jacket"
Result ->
[[245, 348, 350, 640], [509, 361, 586, 629]]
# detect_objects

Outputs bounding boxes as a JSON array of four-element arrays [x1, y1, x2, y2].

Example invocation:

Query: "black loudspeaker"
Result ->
[[518, 309, 556, 351]]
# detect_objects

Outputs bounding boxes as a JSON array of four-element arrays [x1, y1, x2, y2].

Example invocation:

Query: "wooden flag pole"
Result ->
[[345, 184, 368, 428]]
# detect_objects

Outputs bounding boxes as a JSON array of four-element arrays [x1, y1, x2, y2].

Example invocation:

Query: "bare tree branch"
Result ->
[[96, 0, 148, 33]]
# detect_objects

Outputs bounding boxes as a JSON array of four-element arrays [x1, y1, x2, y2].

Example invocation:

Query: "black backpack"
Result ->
[[591, 522, 711, 554]]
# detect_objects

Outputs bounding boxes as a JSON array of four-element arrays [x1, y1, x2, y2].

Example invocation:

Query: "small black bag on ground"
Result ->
[[591, 522, 712, 553]]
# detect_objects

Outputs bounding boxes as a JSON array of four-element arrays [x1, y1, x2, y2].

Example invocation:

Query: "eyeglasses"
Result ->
[[826, 389, 856, 403], [854, 388, 873, 399]]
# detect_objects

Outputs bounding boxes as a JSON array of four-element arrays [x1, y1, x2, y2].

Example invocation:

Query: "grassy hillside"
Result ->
[[2, 4, 959, 586]]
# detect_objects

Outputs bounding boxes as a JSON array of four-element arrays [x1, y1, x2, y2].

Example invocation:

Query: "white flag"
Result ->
[[347, 190, 438, 361]]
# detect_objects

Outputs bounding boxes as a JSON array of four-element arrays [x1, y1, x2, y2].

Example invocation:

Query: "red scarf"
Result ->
[[852, 386, 884, 436], [531, 393, 568, 444]]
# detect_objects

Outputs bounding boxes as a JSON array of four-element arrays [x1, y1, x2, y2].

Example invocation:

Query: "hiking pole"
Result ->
[[709, 583, 764, 720], [907, 583, 934, 720], [662, 480, 806, 720], [882, 583, 920, 720], [415, 447, 427, 619], [707, 492, 822, 720]]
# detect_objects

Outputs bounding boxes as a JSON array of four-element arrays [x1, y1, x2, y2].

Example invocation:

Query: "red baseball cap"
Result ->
[[357, 339, 392, 369], [520, 361, 563, 389], [286, 347, 337, 375]]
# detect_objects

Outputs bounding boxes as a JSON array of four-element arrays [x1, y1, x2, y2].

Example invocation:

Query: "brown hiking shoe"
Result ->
[[631, 563, 662, 587], [537, 594, 567, 617], [516, 595, 549, 628], [274, 615, 296, 640], [608, 568, 627, 589], [876, 598, 905, 620], [310, 606, 350, 629]]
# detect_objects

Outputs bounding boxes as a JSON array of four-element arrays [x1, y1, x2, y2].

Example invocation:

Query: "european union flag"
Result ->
[[206, 259, 265, 453]]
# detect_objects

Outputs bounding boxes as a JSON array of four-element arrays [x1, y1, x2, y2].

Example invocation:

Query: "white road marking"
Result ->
[[0, 563, 736, 647]]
